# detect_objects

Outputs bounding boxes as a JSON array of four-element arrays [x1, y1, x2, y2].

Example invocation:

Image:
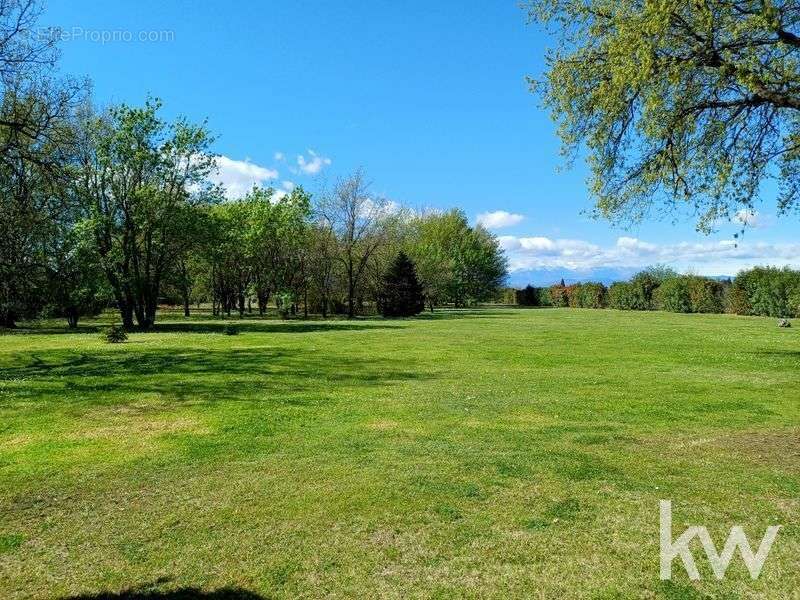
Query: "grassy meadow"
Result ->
[[0, 308, 798, 599]]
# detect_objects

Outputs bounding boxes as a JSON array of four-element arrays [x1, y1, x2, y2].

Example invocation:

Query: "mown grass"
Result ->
[[0, 308, 798, 599]]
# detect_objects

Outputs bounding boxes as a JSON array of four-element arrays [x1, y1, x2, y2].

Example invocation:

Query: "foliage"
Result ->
[[529, 0, 800, 231], [77, 98, 217, 329], [608, 282, 638, 311], [101, 324, 128, 343], [47, 220, 111, 328], [729, 266, 800, 317], [222, 323, 239, 336], [406, 209, 507, 309], [576, 282, 607, 309], [379, 252, 425, 317], [515, 285, 541, 306], [548, 283, 568, 307], [654, 277, 691, 314], [655, 275, 725, 314]]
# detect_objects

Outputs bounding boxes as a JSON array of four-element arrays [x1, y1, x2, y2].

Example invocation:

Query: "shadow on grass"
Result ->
[[0, 344, 432, 406], [413, 309, 511, 321], [61, 587, 264, 600], [3, 320, 403, 336]]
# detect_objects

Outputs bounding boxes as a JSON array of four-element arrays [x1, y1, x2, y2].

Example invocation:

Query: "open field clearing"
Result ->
[[1, 309, 798, 599]]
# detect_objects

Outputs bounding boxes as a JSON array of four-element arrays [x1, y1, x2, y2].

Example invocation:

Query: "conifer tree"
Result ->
[[379, 252, 425, 317]]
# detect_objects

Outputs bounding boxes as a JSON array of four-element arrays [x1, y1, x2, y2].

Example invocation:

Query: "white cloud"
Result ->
[[274, 152, 285, 161], [358, 198, 402, 219], [476, 210, 525, 229], [281, 180, 295, 191], [734, 209, 771, 229], [210, 156, 278, 199], [296, 150, 331, 175], [500, 234, 800, 275]]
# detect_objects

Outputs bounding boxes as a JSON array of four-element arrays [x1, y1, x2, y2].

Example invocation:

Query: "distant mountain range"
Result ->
[[505, 268, 735, 288]]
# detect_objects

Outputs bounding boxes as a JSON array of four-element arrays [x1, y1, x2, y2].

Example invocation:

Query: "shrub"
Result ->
[[549, 283, 568, 307], [790, 289, 800, 318], [628, 271, 661, 310], [276, 291, 294, 319], [565, 284, 581, 308], [577, 282, 607, 308], [654, 277, 691, 313], [537, 287, 553, 307], [733, 267, 800, 317], [102, 324, 128, 343], [379, 252, 425, 317], [515, 285, 540, 306], [222, 323, 239, 335], [608, 282, 638, 310], [687, 276, 724, 313], [725, 280, 751, 315]]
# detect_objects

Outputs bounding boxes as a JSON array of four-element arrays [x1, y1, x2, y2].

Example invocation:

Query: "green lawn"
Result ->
[[0, 309, 798, 599]]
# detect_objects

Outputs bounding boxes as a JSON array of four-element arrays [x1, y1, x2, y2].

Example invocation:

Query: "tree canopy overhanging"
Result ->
[[528, 0, 800, 231]]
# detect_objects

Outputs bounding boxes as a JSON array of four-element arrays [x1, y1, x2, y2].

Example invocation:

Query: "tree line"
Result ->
[[1, 102, 507, 329], [514, 266, 800, 318], [0, 1, 507, 329]]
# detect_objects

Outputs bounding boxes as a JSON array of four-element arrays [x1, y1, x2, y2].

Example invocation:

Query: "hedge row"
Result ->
[[514, 266, 800, 318]]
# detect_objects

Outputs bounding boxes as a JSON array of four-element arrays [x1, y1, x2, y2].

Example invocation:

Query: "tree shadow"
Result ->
[[61, 585, 265, 600], [3, 320, 402, 336], [0, 345, 432, 407], [413, 309, 510, 321]]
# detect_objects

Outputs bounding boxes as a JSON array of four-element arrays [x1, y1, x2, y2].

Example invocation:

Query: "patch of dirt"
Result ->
[[715, 428, 800, 470], [79, 417, 210, 441]]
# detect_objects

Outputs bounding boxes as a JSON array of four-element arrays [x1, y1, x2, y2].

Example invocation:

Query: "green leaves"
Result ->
[[529, 0, 800, 230]]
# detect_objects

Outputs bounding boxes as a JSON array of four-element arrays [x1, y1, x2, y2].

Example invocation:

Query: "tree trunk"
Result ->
[[1, 311, 16, 329], [118, 301, 134, 330], [66, 308, 79, 329]]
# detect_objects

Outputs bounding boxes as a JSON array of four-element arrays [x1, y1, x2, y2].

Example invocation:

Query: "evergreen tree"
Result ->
[[379, 252, 425, 317]]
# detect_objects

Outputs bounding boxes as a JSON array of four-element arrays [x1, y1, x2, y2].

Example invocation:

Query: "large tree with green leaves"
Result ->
[[407, 209, 507, 308], [529, 0, 800, 231], [77, 99, 216, 328]]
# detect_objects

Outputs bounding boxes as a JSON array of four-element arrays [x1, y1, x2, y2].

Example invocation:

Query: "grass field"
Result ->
[[0, 308, 798, 599]]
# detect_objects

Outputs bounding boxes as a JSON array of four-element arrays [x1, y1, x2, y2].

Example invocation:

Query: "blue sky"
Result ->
[[42, 1, 799, 282]]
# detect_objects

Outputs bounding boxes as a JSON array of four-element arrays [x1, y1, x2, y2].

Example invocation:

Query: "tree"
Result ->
[[76, 99, 216, 328], [321, 170, 390, 318], [379, 252, 425, 317], [307, 219, 339, 318], [407, 209, 508, 308], [0, 1, 85, 328], [407, 210, 462, 310], [47, 219, 109, 328], [529, 1, 800, 230]]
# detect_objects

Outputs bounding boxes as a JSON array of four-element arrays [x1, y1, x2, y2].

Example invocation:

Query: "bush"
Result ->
[[549, 283, 568, 307], [725, 284, 751, 315], [515, 285, 540, 307], [791, 289, 800, 318], [608, 282, 638, 310], [733, 267, 800, 317], [565, 284, 581, 308], [222, 323, 239, 335], [577, 282, 607, 308], [628, 271, 661, 310], [654, 277, 691, 313], [687, 276, 724, 313], [102, 324, 128, 343]]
